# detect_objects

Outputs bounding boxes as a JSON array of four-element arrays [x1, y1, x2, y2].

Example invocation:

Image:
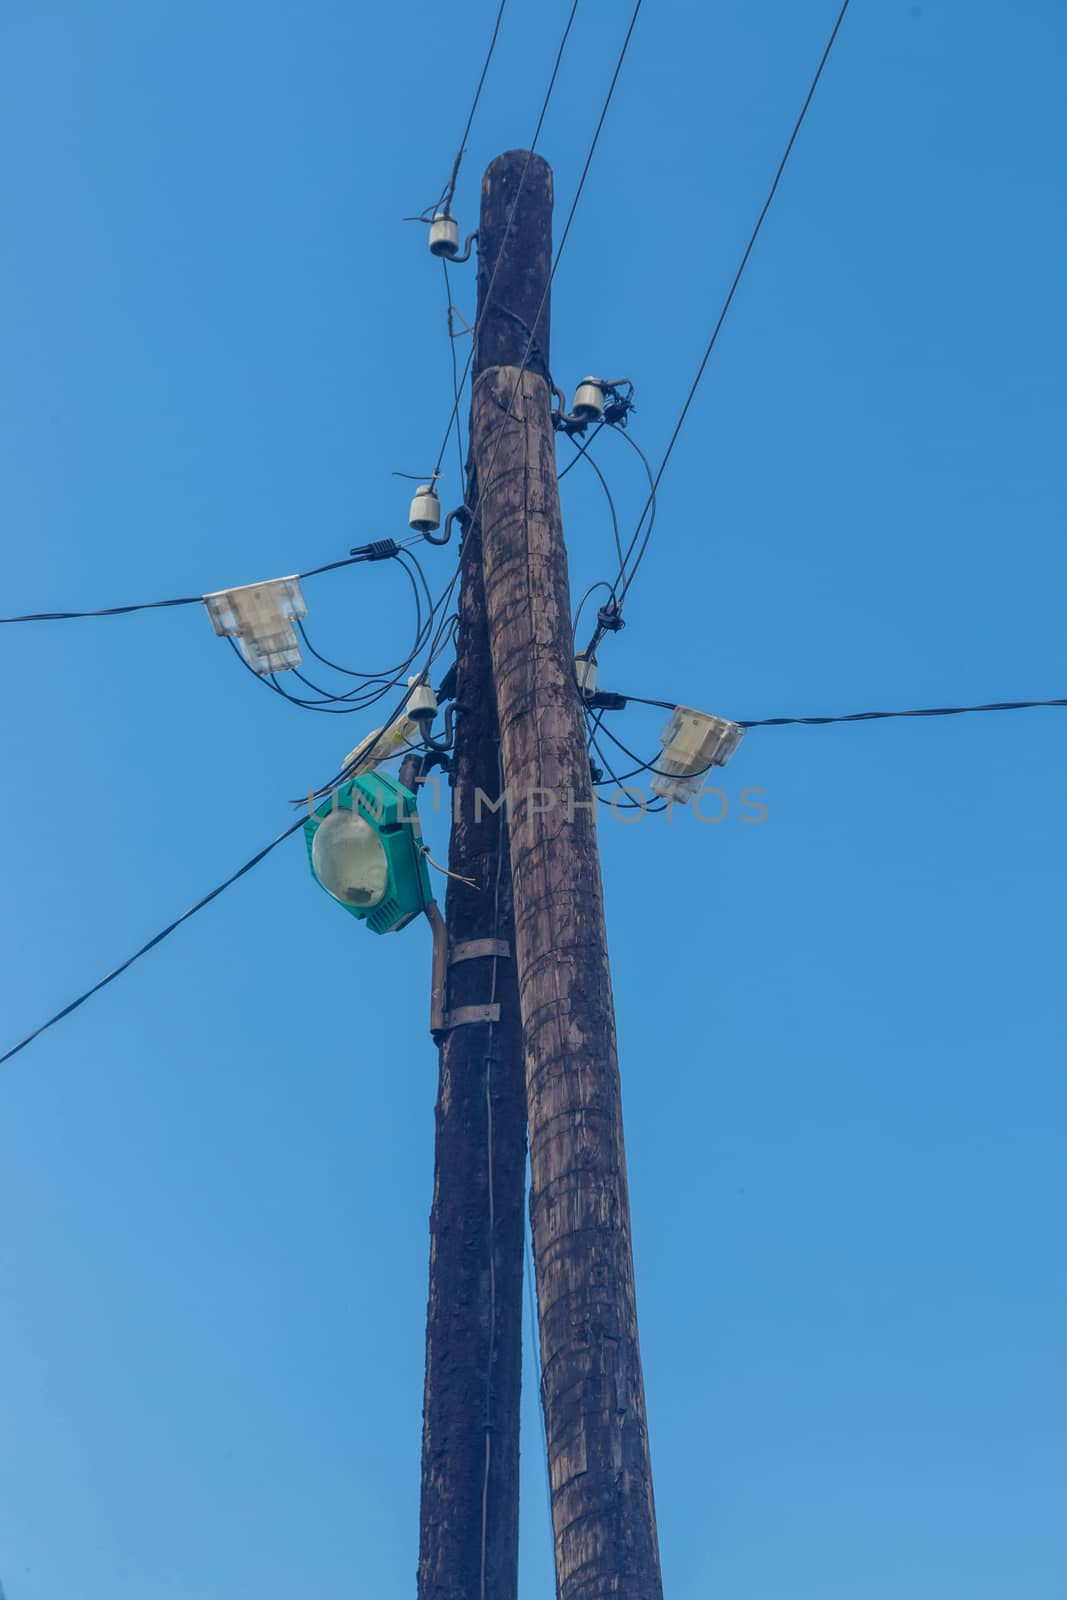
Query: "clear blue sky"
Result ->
[[2, 2, 1065, 1596]]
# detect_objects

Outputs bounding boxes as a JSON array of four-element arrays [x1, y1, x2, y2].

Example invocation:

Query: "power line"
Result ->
[[0, 543, 409, 625], [564, 432, 624, 570], [429, 0, 510, 220], [429, 0, 582, 485], [607, 0, 852, 618], [0, 589, 464, 1067], [471, 0, 643, 520], [601, 690, 1067, 751], [0, 813, 307, 1066], [736, 696, 1067, 729]]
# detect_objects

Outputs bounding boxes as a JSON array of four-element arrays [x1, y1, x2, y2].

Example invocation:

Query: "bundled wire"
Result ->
[[228, 549, 456, 718]]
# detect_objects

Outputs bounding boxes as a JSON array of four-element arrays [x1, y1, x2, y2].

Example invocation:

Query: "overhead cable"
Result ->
[[610, 0, 852, 616], [429, 0, 582, 484], [427, 0, 510, 221], [0, 542, 405, 626], [0, 634, 457, 1066]]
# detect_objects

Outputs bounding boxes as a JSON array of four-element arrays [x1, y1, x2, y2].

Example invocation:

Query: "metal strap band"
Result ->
[[448, 938, 511, 965], [440, 1003, 501, 1030]]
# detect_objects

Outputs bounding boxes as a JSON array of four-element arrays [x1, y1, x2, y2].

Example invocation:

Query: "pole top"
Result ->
[[483, 149, 553, 193]]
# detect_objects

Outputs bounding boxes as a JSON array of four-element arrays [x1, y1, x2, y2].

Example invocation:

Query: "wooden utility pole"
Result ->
[[416, 163, 536, 1600], [472, 152, 665, 1600]]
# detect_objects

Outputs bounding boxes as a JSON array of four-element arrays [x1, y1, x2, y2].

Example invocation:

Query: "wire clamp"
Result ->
[[596, 601, 625, 633]]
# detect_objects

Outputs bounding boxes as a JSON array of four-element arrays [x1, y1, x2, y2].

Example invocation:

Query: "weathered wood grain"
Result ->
[[473, 363, 664, 1600]]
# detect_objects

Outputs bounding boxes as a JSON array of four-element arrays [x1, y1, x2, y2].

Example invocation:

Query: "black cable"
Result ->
[[594, 714, 713, 785], [0, 594, 203, 623], [296, 553, 429, 684], [428, 0, 582, 483], [430, 0, 510, 220], [232, 553, 460, 715], [736, 697, 1067, 729], [0, 548, 399, 625], [572, 580, 615, 646], [585, 711, 669, 811], [611, 690, 1067, 726], [557, 420, 605, 479], [443, 257, 469, 495], [469, 0, 643, 521], [604, 422, 657, 599], [0, 813, 308, 1066], [1, 606, 466, 1066], [227, 639, 383, 714], [565, 432, 625, 570], [612, 0, 851, 612]]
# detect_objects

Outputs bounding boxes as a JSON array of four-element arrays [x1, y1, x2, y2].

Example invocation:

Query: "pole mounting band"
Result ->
[[440, 1003, 501, 1030], [448, 938, 511, 965]]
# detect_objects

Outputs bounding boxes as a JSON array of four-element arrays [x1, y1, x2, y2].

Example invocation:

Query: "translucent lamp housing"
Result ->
[[310, 806, 389, 909], [650, 705, 745, 805], [203, 576, 307, 675]]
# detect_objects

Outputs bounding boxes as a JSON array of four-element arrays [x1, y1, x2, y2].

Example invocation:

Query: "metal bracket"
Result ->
[[449, 938, 511, 965], [440, 1003, 501, 1030]]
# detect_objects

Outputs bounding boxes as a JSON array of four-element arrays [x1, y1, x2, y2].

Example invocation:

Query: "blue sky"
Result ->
[[2, 2, 1065, 1596]]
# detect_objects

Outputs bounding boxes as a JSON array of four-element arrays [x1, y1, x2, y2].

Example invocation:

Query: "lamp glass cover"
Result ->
[[311, 807, 390, 908]]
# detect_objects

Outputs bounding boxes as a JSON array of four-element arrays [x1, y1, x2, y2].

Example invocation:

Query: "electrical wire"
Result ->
[[442, 257, 470, 499], [0, 608, 463, 1066], [586, 711, 670, 810], [478, 741, 508, 1600], [297, 551, 436, 686], [608, 0, 852, 617], [232, 553, 460, 715], [572, 580, 615, 646], [582, 693, 1067, 807], [736, 696, 1067, 729], [564, 431, 625, 570], [557, 419, 605, 480], [428, 0, 582, 485], [0, 548, 403, 625], [468, 0, 643, 531], [603, 421, 657, 598], [429, 0, 510, 221], [0, 813, 308, 1066], [610, 690, 1067, 728]]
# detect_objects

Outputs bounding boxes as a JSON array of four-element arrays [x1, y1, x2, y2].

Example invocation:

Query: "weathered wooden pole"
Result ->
[[472, 151, 664, 1600], [416, 179, 532, 1600]]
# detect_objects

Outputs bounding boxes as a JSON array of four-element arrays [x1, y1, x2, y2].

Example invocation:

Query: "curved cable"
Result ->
[[565, 432, 625, 571]]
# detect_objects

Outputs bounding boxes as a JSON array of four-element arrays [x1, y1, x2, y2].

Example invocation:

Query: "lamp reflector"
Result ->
[[203, 576, 307, 675]]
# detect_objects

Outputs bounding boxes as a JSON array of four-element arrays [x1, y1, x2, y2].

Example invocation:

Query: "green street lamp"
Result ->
[[304, 771, 433, 935]]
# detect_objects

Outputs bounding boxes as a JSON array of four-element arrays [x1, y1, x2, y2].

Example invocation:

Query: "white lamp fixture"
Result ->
[[650, 705, 745, 805], [203, 576, 307, 675]]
